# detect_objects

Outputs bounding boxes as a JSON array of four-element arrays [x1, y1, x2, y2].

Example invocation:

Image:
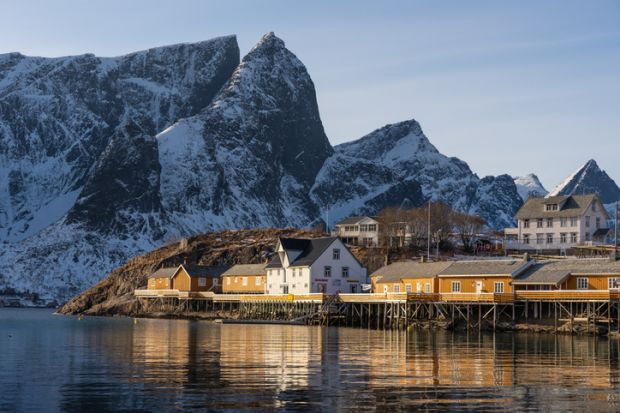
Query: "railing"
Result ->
[[515, 290, 620, 301], [339, 293, 408, 302], [437, 293, 515, 303], [134, 289, 188, 298]]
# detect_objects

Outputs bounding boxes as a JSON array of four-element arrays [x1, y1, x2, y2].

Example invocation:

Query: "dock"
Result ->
[[134, 289, 620, 333]]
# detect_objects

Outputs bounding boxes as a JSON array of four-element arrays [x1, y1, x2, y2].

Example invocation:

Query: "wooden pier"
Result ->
[[134, 289, 620, 333]]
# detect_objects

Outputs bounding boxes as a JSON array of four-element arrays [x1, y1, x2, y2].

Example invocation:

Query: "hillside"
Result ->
[[57, 228, 385, 316]]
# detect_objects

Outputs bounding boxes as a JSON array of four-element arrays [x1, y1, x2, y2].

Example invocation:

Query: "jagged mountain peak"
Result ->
[[548, 159, 620, 204], [252, 31, 285, 50], [514, 173, 548, 201]]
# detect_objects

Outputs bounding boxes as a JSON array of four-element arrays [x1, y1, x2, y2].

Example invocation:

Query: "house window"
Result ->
[[255, 277, 261, 286], [523, 219, 530, 228], [304, 283, 308, 288], [570, 233, 577, 243], [383, 285, 388, 293], [608, 278, 620, 289], [405, 283, 412, 293], [536, 234, 544, 244], [560, 233, 567, 243], [324, 266, 332, 277], [546, 218, 553, 228], [585, 216, 590, 228], [494, 282, 504, 293], [213, 278, 218, 286], [234, 277, 238, 283], [596, 217, 601, 229], [242, 277, 248, 286], [342, 266, 349, 278], [537, 219, 543, 228], [585, 232, 590, 241], [198, 277, 207, 287], [451, 281, 461, 293], [546, 233, 553, 244], [227, 277, 231, 285], [560, 217, 567, 227], [415, 282, 422, 293], [577, 277, 588, 289], [368, 224, 377, 232], [425, 283, 431, 293], [333, 248, 340, 260], [150, 279, 155, 287], [523, 234, 530, 244], [545, 204, 558, 211], [570, 217, 577, 227], [393, 284, 400, 293]]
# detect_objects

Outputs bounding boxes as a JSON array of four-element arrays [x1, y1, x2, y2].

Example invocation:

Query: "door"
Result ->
[[282, 285, 289, 294], [318, 283, 326, 293], [475, 281, 483, 294], [350, 285, 357, 293]]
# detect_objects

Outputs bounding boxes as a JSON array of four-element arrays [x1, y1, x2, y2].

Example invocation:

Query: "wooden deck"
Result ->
[[135, 289, 620, 304]]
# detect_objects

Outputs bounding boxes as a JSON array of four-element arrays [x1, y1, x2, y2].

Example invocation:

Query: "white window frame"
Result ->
[[213, 278, 218, 286], [198, 277, 207, 287], [405, 283, 412, 293], [425, 283, 431, 293], [576, 277, 588, 290], [324, 266, 332, 277], [333, 248, 340, 260], [393, 284, 400, 293], [608, 278, 620, 290], [341, 266, 349, 278], [255, 277, 261, 286], [494, 282, 504, 293], [451, 281, 461, 293]]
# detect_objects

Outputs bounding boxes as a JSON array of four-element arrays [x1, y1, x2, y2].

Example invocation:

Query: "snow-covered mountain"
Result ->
[[311, 119, 522, 228], [0, 33, 524, 303], [548, 159, 620, 204], [514, 174, 548, 201]]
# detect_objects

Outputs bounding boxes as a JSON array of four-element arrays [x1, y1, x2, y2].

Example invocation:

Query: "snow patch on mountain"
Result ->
[[514, 173, 548, 201], [547, 159, 620, 204]]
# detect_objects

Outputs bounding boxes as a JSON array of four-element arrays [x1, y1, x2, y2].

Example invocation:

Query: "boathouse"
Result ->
[[170, 264, 229, 293], [437, 258, 533, 294], [148, 267, 178, 290], [222, 264, 267, 294], [370, 261, 452, 293]]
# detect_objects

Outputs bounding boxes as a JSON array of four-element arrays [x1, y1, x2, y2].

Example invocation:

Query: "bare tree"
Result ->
[[376, 206, 409, 248], [453, 212, 486, 252]]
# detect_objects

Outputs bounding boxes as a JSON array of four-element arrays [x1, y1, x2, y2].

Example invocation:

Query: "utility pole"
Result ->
[[427, 200, 431, 261], [325, 206, 330, 234], [615, 201, 618, 260]]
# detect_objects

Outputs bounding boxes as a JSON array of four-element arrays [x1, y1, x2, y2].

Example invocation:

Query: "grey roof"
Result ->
[[371, 261, 454, 282], [515, 194, 604, 220], [593, 228, 610, 237], [179, 264, 230, 278], [335, 216, 377, 225], [512, 263, 571, 285], [439, 259, 530, 277], [515, 258, 620, 284], [266, 237, 343, 268], [149, 267, 178, 279], [222, 264, 267, 276]]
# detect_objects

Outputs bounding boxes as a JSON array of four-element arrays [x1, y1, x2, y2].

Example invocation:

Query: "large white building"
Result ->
[[333, 216, 380, 246], [504, 194, 610, 251], [265, 237, 367, 294]]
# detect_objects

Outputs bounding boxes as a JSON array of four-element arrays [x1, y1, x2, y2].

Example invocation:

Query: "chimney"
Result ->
[[523, 252, 530, 262]]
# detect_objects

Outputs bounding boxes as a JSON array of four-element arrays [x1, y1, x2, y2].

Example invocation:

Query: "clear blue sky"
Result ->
[[2, 0, 619, 189]]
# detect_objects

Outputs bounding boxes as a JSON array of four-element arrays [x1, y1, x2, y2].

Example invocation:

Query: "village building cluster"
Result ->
[[146, 192, 619, 301]]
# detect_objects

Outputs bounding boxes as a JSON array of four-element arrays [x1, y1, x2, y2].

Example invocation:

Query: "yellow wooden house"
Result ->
[[221, 264, 267, 294]]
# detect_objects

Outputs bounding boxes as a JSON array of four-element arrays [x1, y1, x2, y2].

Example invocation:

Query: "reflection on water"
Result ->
[[2, 309, 620, 412]]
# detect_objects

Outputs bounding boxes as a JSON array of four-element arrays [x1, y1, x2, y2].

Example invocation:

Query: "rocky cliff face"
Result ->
[[548, 159, 620, 204], [0, 36, 240, 242], [0, 33, 527, 304]]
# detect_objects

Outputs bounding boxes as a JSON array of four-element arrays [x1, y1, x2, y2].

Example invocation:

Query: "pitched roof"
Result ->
[[177, 264, 230, 278], [514, 258, 620, 284], [267, 237, 341, 268], [335, 216, 377, 225], [149, 267, 178, 279], [371, 261, 454, 283], [515, 194, 603, 220], [439, 259, 530, 277], [512, 262, 571, 285], [222, 264, 267, 276]]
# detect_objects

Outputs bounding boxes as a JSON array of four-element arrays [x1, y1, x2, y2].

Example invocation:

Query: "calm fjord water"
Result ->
[[2, 309, 620, 412]]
